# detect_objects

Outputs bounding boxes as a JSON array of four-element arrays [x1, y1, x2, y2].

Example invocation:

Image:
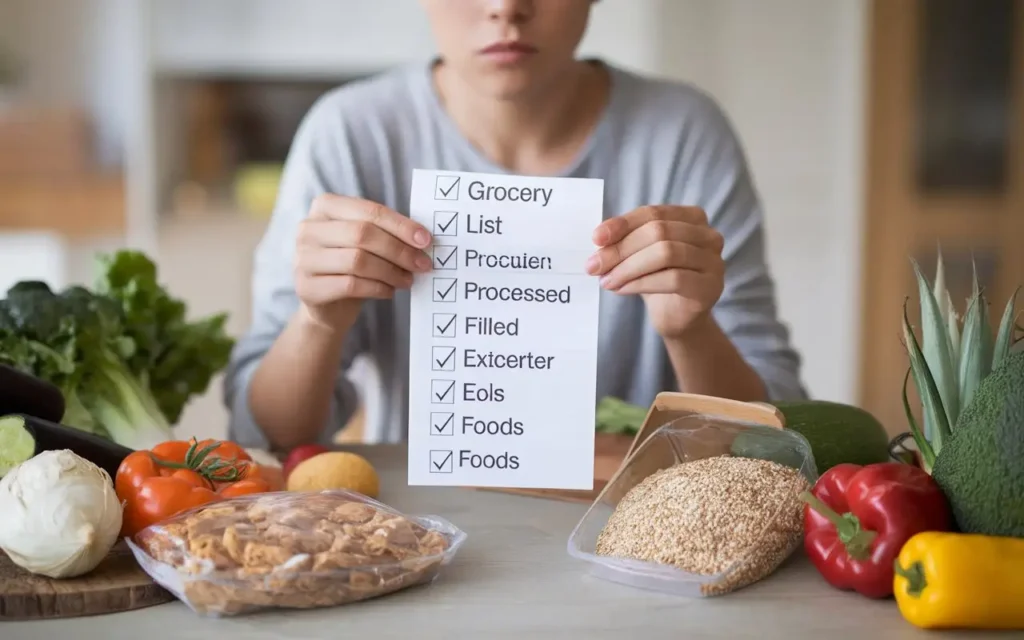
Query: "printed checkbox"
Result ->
[[432, 313, 457, 338], [431, 379, 456, 404], [430, 450, 454, 473], [432, 346, 457, 372], [430, 412, 455, 436], [432, 278, 457, 303], [433, 245, 458, 270], [433, 211, 458, 236], [434, 175, 460, 200]]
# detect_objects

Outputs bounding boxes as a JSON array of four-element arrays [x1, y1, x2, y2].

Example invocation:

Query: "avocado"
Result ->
[[932, 350, 1024, 537], [732, 400, 891, 475]]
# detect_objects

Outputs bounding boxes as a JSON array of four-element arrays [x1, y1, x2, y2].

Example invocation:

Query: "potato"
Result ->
[[285, 451, 380, 498]]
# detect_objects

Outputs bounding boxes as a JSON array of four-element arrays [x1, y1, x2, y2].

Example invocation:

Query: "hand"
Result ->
[[586, 205, 726, 340], [294, 194, 433, 330]]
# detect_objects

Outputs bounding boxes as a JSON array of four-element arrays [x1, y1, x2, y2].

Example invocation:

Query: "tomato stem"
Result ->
[[149, 438, 247, 483]]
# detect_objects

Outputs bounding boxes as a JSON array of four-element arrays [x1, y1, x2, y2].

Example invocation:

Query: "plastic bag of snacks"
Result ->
[[125, 490, 467, 617]]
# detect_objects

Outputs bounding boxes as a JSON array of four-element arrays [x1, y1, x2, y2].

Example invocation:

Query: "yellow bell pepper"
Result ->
[[894, 531, 1024, 630]]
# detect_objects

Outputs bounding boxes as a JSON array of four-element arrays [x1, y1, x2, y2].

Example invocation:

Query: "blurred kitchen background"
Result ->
[[0, 0, 1019, 443]]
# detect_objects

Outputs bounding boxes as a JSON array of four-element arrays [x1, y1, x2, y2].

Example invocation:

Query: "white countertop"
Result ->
[[3, 446, 1006, 640]]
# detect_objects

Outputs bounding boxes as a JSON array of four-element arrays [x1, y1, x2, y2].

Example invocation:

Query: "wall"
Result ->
[[0, 2, 15, 58], [655, 0, 868, 403], [0, 0, 135, 166], [0, 0, 90, 105], [149, 0, 663, 74]]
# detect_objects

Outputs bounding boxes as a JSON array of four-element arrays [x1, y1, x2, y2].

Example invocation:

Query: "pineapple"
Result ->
[[899, 250, 1021, 474]]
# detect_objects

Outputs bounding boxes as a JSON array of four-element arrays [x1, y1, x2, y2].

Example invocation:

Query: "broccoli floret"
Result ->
[[0, 279, 172, 448]]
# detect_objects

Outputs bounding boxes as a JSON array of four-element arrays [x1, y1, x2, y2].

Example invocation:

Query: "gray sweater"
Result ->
[[223, 60, 807, 449]]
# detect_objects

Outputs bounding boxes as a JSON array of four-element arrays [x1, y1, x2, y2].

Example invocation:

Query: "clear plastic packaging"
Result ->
[[567, 414, 818, 597], [126, 490, 467, 617]]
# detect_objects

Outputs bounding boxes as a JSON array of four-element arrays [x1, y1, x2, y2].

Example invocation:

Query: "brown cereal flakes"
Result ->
[[132, 494, 454, 616]]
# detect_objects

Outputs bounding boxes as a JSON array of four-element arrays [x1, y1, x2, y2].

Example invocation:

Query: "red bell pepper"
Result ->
[[800, 462, 952, 599]]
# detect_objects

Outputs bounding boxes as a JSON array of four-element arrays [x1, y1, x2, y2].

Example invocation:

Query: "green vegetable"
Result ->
[[0, 415, 36, 478], [595, 396, 891, 476], [899, 252, 1021, 473], [931, 350, 1024, 537], [729, 428, 809, 470], [595, 396, 648, 435], [770, 400, 890, 473], [95, 251, 234, 425], [0, 250, 234, 450], [0, 413, 131, 479]]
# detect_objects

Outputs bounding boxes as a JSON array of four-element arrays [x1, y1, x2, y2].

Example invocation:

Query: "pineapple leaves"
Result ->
[[946, 294, 961, 367], [993, 286, 1020, 370], [902, 297, 952, 458], [958, 261, 994, 411], [901, 367, 935, 473], [898, 250, 1020, 472], [910, 258, 959, 436], [934, 251, 961, 365]]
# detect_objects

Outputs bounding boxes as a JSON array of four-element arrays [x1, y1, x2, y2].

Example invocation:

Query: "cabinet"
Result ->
[[859, 0, 1024, 433]]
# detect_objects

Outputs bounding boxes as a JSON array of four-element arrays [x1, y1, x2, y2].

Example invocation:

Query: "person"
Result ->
[[223, 0, 807, 451]]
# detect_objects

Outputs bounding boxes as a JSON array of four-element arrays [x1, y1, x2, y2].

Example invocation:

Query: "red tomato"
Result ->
[[283, 444, 330, 478], [227, 461, 286, 492], [115, 437, 272, 537]]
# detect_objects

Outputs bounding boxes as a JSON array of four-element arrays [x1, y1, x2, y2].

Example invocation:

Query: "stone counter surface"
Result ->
[[4, 446, 1009, 640]]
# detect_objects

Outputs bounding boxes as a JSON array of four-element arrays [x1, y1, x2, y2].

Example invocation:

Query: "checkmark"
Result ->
[[433, 245, 458, 270], [429, 450, 454, 473], [430, 412, 455, 436], [432, 278, 457, 303], [435, 175, 460, 200], [433, 313, 456, 338], [432, 346, 456, 371], [433, 211, 458, 236], [431, 379, 455, 404]]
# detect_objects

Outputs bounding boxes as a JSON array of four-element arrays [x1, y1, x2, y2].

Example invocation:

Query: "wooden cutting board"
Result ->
[[0, 540, 175, 620], [475, 480, 609, 504]]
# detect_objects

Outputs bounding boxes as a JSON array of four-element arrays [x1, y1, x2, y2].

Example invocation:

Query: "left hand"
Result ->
[[586, 205, 725, 340]]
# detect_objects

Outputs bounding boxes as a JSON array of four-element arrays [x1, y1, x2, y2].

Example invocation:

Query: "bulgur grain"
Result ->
[[594, 455, 809, 596]]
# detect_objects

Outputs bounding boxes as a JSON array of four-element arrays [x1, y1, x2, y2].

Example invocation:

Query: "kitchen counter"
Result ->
[[4, 446, 1008, 640]]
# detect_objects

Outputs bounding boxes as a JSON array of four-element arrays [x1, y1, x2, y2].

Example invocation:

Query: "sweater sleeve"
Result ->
[[222, 96, 369, 450], [677, 93, 808, 402]]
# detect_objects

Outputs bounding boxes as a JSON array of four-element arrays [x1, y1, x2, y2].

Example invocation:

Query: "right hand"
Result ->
[[294, 194, 433, 330]]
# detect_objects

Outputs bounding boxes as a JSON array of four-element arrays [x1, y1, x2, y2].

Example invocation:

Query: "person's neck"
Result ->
[[432, 59, 610, 175]]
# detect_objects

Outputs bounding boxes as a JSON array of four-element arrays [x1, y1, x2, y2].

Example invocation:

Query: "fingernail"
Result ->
[[599, 275, 613, 288], [415, 255, 432, 271], [414, 230, 431, 247], [585, 255, 600, 274]]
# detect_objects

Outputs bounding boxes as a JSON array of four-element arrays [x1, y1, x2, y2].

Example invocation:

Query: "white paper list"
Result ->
[[407, 169, 603, 490]]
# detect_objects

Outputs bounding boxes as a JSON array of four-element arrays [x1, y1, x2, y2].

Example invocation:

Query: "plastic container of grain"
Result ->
[[567, 413, 818, 597]]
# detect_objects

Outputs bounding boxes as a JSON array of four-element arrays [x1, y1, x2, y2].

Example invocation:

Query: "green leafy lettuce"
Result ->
[[0, 250, 235, 449], [595, 396, 647, 435]]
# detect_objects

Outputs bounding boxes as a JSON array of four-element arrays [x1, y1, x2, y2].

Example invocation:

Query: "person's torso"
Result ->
[[313, 61, 724, 441]]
